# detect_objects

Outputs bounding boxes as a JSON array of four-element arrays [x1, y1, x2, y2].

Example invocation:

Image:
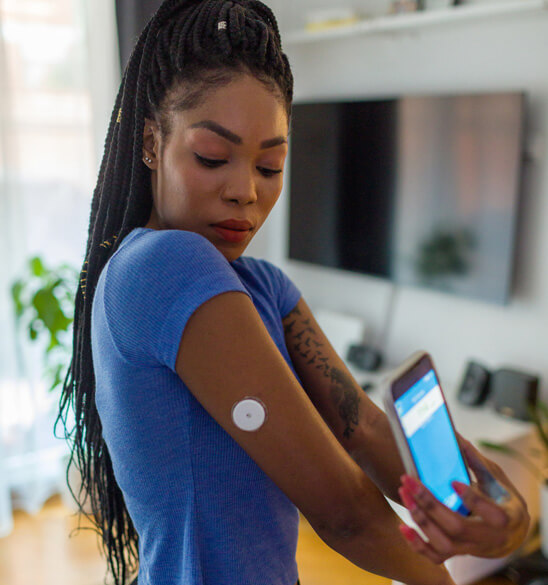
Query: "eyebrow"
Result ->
[[189, 120, 287, 149]]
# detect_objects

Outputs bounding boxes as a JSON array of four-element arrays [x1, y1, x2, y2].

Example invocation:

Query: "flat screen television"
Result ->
[[288, 92, 525, 304]]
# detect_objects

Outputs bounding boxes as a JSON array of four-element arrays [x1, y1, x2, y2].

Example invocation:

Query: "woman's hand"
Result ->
[[397, 437, 530, 564]]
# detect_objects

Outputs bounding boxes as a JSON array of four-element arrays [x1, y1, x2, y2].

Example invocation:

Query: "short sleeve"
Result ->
[[99, 230, 250, 370], [235, 257, 301, 319], [271, 263, 301, 318]]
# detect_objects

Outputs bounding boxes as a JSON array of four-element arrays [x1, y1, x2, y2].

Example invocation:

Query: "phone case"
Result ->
[[383, 350, 471, 479], [382, 350, 428, 479]]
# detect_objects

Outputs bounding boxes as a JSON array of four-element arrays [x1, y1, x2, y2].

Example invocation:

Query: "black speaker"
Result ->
[[346, 344, 383, 372], [457, 361, 491, 406], [490, 368, 540, 421]]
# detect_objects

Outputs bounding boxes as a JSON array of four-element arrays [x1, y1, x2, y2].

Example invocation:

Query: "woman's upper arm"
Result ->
[[175, 290, 374, 531]]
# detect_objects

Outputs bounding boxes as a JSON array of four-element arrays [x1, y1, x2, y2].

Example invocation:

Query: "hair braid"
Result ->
[[202, 0, 223, 43], [192, 2, 215, 56], [57, 2, 293, 584]]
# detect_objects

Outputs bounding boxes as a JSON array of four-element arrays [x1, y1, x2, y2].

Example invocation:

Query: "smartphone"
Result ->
[[383, 351, 471, 516]]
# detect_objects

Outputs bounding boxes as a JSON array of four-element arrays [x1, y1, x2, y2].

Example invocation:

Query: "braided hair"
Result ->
[[56, 2, 293, 583]]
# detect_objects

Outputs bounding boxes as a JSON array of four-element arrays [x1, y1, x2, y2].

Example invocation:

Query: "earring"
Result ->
[[143, 155, 153, 164]]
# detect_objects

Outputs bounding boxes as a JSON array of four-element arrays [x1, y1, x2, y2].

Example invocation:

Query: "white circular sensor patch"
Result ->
[[232, 398, 267, 432]]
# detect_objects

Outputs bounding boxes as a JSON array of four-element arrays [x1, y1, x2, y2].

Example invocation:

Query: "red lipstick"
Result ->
[[212, 219, 253, 244]]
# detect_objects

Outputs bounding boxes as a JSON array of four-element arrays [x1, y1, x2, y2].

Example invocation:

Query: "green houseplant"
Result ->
[[480, 401, 548, 554], [11, 256, 83, 511], [480, 402, 548, 481], [11, 256, 78, 394]]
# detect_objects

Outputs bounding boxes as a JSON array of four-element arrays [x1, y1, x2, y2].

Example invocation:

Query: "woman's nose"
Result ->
[[221, 168, 258, 205]]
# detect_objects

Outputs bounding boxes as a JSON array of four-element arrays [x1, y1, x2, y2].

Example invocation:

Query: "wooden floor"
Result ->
[[0, 494, 389, 585], [0, 494, 107, 585], [296, 516, 389, 585]]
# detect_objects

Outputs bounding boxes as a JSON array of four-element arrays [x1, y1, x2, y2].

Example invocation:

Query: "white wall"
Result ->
[[254, 7, 548, 391]]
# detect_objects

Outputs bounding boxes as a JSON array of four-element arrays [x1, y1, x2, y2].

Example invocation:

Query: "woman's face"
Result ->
[[143, 74, 289, 262]]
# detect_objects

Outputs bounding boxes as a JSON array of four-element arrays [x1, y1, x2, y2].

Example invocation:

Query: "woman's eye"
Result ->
[[258, 167, 282, 178], [194, 153, 227, 168]]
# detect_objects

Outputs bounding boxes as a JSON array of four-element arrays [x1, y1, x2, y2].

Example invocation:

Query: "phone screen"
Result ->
[[394, 368, 471, 515]]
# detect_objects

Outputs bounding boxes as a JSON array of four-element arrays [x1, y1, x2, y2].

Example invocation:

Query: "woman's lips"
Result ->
[[212, 220, 253, 244]]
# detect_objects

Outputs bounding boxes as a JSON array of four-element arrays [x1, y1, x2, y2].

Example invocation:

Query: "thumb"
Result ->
[[461, 439, 511, 503]]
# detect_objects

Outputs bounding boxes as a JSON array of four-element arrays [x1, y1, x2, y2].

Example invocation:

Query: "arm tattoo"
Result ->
[[284, 306, 360, 439], [329, 368, 360, 439]]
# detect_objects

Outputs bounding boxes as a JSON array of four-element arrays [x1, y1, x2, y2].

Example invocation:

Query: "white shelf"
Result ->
[[284, 0, 548, 44]]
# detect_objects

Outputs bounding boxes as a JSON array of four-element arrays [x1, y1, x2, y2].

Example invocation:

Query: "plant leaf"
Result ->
[[32, 288, 61, 331], [30, 256, 46, 277], [529, 403, 548, 453], [50, 364, 64, 392], [479, 439, 542, 479], [47, 335, 60, 352], [478, 441, 518, 456], [11, 280, 25, 318], [10, 255, 77, 393], [537, 401, 548, 424]]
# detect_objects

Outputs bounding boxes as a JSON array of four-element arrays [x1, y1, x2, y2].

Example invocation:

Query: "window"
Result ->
[[1, 0, 95, 264], [0, 0, 104, 518]]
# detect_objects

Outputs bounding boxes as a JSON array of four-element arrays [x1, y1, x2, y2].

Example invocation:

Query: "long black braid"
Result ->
[[55, 2, 293, 584]]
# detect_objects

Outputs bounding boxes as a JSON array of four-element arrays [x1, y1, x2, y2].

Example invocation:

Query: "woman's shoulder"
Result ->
[[233, 256, 301, 315], [100, 228, 235, 302], [233, 255, 283, 279], [105, 228, 231, 280], [94, 228, 249, 367], [116, 228, 220, 265]]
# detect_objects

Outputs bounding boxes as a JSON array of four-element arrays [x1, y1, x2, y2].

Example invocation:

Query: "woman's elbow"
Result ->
[[304, 475, 380, 544]]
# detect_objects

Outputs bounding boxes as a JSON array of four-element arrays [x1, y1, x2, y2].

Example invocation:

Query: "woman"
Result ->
[[57, 1, 529, 584]]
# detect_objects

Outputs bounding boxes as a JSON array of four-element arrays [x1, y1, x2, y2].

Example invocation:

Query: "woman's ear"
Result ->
[[142, 118, 160, 169]]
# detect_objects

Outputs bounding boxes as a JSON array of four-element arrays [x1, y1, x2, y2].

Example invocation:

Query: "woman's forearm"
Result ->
[[349, 405, 406, 503], [310, 488, 455, 585]]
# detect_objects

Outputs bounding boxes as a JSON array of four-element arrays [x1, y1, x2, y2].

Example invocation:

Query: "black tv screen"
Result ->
[[288, 93, 525, 304]]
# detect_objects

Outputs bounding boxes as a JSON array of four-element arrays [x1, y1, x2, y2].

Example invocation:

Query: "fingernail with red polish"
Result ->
[[399, 524, 417, 542], [399, 487, 417, 511], [452, 481, 467, 495], [403, 475, 420, 494]]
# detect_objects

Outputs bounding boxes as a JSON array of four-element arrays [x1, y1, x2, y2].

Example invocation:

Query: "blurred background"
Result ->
[[0, 0, 119, 582], [0, 0, 112, 531]]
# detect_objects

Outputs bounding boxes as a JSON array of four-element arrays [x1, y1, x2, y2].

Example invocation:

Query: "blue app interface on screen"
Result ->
[[395, 369, 470, 515]]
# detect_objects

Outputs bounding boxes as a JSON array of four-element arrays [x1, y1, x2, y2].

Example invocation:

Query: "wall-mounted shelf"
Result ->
[[284, 0, 548, 45]]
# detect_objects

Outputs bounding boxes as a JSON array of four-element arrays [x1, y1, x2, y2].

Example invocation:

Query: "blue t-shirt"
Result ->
[[91, 228, 302, 585]]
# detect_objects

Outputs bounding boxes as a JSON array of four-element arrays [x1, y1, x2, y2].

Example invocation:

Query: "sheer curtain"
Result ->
[[0, 0, 119, 536]]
